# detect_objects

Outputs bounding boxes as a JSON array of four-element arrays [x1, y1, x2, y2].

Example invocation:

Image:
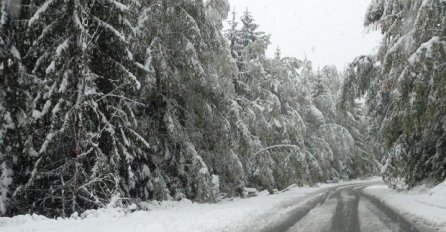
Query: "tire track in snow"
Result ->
[[258, 182, 428, 232], [330, 187, 360, 232]]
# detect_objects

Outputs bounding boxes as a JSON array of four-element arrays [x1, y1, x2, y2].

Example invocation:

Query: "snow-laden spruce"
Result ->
[[344, 0, 446, 188]]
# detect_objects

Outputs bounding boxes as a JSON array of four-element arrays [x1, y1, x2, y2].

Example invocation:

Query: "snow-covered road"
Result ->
[[261, 182, 427, 232], [1, 178, 445, 232]]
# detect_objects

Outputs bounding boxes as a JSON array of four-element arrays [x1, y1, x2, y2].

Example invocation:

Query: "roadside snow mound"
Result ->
[[0, 178, 380, 232], [0, 185, 331, 232], [364, 182, 446, 231]]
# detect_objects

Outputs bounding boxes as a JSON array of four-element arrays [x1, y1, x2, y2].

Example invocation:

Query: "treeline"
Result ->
[[0, 0, 379, 217], [343, 0, 446, 188]]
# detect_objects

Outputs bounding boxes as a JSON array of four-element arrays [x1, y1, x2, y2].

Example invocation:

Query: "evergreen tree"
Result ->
[[312, 70, 336, 124], [225, 10, 322, 190], [2, 0, 148, 216], [0, 0, 37, 216], [347, 0, 446, 187], [225, 10, 242, 64], [133, 0, 238, 201]]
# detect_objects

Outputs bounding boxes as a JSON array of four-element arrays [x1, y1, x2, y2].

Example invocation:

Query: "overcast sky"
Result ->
[[226, 0, 382, 70]]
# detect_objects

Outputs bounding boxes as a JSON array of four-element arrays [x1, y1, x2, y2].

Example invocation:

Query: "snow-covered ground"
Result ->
[[0, 179, 374, 232], [363, 180, 446, 232], [0, 185, 331, 232], [3, 177, 445, 232]]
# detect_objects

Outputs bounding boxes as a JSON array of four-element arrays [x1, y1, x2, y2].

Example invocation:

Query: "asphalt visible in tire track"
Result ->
[[259, 182, 426, 232], [259, 188, 337, 232], [330, 187, 360, 232]]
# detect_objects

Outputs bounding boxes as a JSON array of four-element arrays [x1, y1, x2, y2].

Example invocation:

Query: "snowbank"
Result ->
[[0, 185, 334, 232], [0, 178, 381, 232], [363, 181, 446, 231]]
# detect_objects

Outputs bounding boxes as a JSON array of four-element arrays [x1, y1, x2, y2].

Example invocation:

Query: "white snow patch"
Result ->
[[0, 183, 348, 232], [55, 39, 70, 57], [364, 182, 446, 231], [358, 199, 391, 232], [408, 36, 442, 65], [28, 0, 54, 26], [0, 179, 382, 232], [107, 0, 128, 11], [288, 195, 336, 231], [45, 61, 55, 74], [309, 105, 325, 124], [58, 73, 68, 93], [10, 46, 20, 60], [32, 100, 52, 120]]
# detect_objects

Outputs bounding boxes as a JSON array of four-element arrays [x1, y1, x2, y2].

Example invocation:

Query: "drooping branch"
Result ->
[[250, 144, 301, 160]]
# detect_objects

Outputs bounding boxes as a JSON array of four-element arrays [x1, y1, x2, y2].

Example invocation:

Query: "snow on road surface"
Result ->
[[287, 195, 337, 232], [358, 200, 391, 232], [363, 180, 446, 232], [260, 180, 419, 232]]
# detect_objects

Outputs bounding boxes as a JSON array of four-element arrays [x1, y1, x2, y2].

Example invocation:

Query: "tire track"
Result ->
[[259, 188, 336, 232], [358, 187, 422, 232], [330, 187, 360, 232], [258, 182, 430, 232]]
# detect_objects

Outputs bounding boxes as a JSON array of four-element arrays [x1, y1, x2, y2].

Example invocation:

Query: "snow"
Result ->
[[28, 0, 54, 26], [117, 62, 141, 90], [28, 147, 39, 157], [0, 0, 7, 26], [358, 199, 390, 232], [0, 179, 384, 232], [364, 0, 384, 25], [10, 46, 20, 60], [0, 182, 347, 232], [128, 128, 150, 149], [2, 112, 15, 130], [309, 105, 325, 124], [363, 181, 446, 231], [408, 36, 442, 65], [0, 162, 13, 215], [45, 61, 55, 74], [32, 100, 52, 120], [55, 39, 70, 57], [93, 16, 127, 43], [73, 11, 83, 30], [51, 99, 62, 117], [199, 167, 209, 175], [106, 0, 129, 11], [288, 194, 337, 231], [141, 164, 151, 177], [58, 73, 68, 93], [38, 132, 56, 154], [211, 175, 220, 186]]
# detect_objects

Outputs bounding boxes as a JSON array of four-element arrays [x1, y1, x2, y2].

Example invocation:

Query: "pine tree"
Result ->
[[3, 0, 148, 216], [312, 70, 336, 123], [0, 0, 37, 216], [350, 0, 446, 187], [239, 9, 269, 48], [133, 0, 239, 201], [225, 10, 242, 64], [225, 10, 323, 190]]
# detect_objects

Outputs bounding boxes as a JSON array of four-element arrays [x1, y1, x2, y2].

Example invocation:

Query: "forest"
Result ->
[[0, 0, 444, 218]]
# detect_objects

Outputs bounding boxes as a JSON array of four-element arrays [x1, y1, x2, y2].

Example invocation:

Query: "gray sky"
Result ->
[[226, 0, 382, 70]]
